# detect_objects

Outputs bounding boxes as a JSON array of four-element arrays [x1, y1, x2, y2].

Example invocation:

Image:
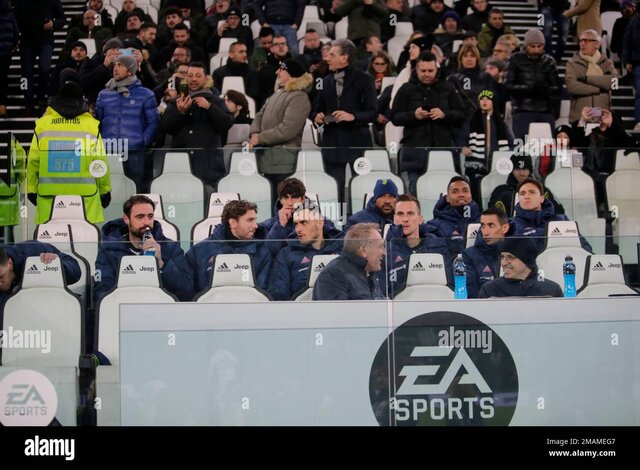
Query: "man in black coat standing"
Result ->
[[312, 38, 377, 202]]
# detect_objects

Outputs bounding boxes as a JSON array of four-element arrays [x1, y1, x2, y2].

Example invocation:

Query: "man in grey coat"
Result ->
[[249, 58, 312, 201]]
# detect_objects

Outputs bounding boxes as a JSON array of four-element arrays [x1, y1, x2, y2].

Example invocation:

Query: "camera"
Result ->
[[590, 107, 602, 120], [119, 48, 133, 56], [324, 114, 337, 124]]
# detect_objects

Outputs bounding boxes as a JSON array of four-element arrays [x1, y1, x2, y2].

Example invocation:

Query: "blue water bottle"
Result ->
[[453, 255, 467, 299], [563, 255, 576, 298], [142, 228, 156, 256]]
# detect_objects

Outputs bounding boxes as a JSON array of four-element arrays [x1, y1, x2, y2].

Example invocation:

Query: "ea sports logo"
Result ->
[[369, 311, 518, 426], [0, 370, 58, 426]]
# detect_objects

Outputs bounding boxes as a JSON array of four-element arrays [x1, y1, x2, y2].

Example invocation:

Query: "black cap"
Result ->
[[227, 8, 241, 18], [57, 81, 84, 101], [280, 58, 306, 78], [69, 40, 88, 52]]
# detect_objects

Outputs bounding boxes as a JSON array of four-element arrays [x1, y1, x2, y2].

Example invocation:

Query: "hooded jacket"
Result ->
[[94, 219, 190, 301], [424, 195, 481, 255], [185, 223, 273, 296], [312, 249, 384, 300], [344, 196, 395, 232], [250, 72, 313, 174], [268, 224, 344, 300], [478, 270, 564, 297]]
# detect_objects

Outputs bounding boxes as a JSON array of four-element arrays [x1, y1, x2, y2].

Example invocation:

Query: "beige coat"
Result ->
[[564, 0, 602, 36], [565, 52, 618, 123]]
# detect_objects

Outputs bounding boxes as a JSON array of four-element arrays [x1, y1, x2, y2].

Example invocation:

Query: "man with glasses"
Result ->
[[478, 236, 563, 298], [491, 38, 513, 62], [257, 35, 292, 107], [313, 223, 386, 300], [565, 29, 617, 124]]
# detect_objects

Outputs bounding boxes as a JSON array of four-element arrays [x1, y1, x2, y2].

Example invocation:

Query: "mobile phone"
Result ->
[[119, 48, 133, 56], [177, 81, 189, 96], [324, 114, 336, 124], [590, 107, 602, 120]]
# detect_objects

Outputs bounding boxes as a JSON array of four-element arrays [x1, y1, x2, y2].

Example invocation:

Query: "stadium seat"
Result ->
[[194, 254, 271, 302], [217, 152, 272, 220], [137, 193, 180, 241], [103, 153, 137, 226], [362, 149, 392, 171], [223, 124, 251, 172], [150, 153, 205, 250], [350, 173, 404, 216], [221, 76, 246, 96], [2, 257, 83, 366], [427, 150, 456, 172], [465, 222, 480, 249], [394, 253, 454, 300], [293, 254, 339, 301], [578, 255, 638, 297], [545, 168, 598, 219], [416, 170, 458, 218]]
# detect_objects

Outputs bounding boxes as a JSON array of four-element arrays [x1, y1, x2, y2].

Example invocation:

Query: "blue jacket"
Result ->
[[312, 249, 384, 300], [344, 197, 394, 232], [185, 223, 273, 297], [95, 80, 159, 150], [461, 232, 502, 299], [1, 241, 81, 306], [0, 1, 19, 55], [94, 219, 190, 301], [511, 200, 592, 253], [380, 223, 452, 298], [424, 196, 481, 255], [267, 225, 343, 300]]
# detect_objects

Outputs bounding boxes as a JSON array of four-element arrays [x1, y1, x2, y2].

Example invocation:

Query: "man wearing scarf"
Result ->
[[565, 29, 618, 124], [96, 54, 158, 193]]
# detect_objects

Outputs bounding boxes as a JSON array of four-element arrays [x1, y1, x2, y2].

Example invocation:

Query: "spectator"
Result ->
[[78, 37, 123, 105], [255, 0, 305, 55], [69, 0, 115, 33], [563, 0, 602, 37], [213, 41, 258, 101], [313, 222, 386, 300], [381, 0, 411, 43], [368, 51, 396, 96], [155, 45, 191, 86], [114, 0, 151, 35], [610, 0, 635, 67], [268, 202, 343, 300], [159, 23, 206, 69], [565, 29, 617, 124], [160, 61, 233, 193], [462, 0, 490, 33], [391, 52, 466, 194], [345, 178, 399, 231], [511, 178, 591, 252], [380, 194, 451, 297], [155, 6, 183, 50], [488, 154, 564, 216], [312, 39, 377, 199], [250, 26, 274, 70], [491, 36, 514, 63], [15, 0, 66, 116], [27, 81, 111, 224], [413, 0, 450, 35], [390, 34, 433, 108], [299, 29, 324, 71], [96, 55, 159, 193], [447, 44, 494, 114], [65, 9, 113, 55], [482, 56, 508, 114], [207, 6, 254, 56], [478, 236, 563, 297], [434, 10, 465, 59], [95, 195, 191, 301], [462, 206, 512, 298], [456, 89, 513, 203], [504, 28, 562, 140], [256, 35, 291, 108], [223, 89, 252, 124], [332, 0, 388, 46], [0, 243, 81, 307], [540, 0, 569, 62], [424, 176, 481, 255], [477, 8, 515, 57], [185, 200, 273, 296], [261, 178, 307, 242], [49, 41, 89, 97], [249, 59, 312, 199]]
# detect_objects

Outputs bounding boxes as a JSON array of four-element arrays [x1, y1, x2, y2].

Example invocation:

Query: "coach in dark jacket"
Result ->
[[312, 39, 377, 198], [478, 236, 563, 297], [313, 223, 385, 300]]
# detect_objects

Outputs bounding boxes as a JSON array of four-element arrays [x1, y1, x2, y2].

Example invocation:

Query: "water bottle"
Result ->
[[142, 228, 155, 256], [563, 255, 576, 298], [453, 255, 467, 299]]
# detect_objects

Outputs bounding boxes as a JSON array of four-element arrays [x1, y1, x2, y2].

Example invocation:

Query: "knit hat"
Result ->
[[477, 89, 495, 104], [57, 81, 84, 101], [510, 154, 533, 172], [69, 40, 88, 52], [523, 28, 545, 47], [280, 58, 306, 78], [115, 55, 138, 75], [442, 10, 461, 25], [59, 68, 80, 86], [102, 37, 123, 53], [555, 124, 573, 141], [484, 57, 505, 72], [410, 35, 434, 51], [498, 237, 539, 269], [372, 179, 398, 202]]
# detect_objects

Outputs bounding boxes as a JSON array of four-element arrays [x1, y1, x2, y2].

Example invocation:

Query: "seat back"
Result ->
[[544, 220, 582, 249], [217, 174, 272, 222], [295, 149, 325, 173], [293, 254, 339, 301], [394, 253, 454, 300], [190, 217, 221, 245], [195, 254, 271, 302], [416, 170, 458, 218], [536, 246, 591, 291], [96, 256, 176, 367], [221, 76, 246, 95], [614, 150, 640, 171], [2, 257, 83, 366], [545, 168, 597, 219], [578, 254, 638, 297], [606, 170, 640, 219], [427, 150, 456, 172], [362, 149, 391, 171], [465, 222, 480, 249], [206, 192, 240, 217]]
